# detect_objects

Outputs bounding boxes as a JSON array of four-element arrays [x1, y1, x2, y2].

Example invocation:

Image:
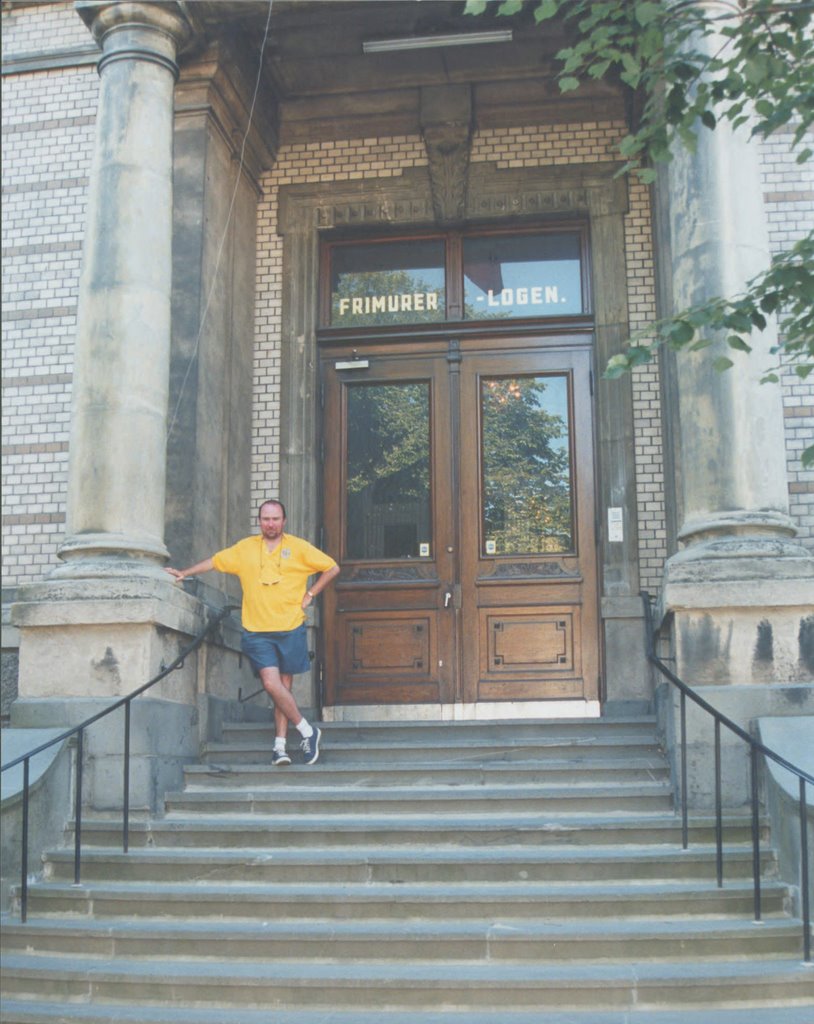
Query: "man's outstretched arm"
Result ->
[[164, 557, 215, 582]]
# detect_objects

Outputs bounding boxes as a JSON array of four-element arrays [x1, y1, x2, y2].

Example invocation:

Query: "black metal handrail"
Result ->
[[1, 601, 238, 922], [642, 591, 812, 963]]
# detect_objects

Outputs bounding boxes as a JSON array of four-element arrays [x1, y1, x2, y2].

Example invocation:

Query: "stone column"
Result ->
[[55, 1, 192, 579], [659, 4, 813, 790], [10, 3, 209, 811]]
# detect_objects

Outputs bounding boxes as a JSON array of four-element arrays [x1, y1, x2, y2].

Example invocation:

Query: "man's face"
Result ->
[[259, 503, 286, 541]]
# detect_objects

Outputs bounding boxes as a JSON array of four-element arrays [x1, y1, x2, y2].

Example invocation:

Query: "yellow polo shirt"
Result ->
[[212, 533, 337, 633]]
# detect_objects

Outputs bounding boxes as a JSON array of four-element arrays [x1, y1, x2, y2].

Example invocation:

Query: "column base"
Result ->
[[661, 537, 814, 687], [54, 532, 170, 581]]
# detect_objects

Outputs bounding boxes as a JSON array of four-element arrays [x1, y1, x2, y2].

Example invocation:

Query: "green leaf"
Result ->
[[559, 76, 581, 92], [700, 110, 716, 130], [588, 59, 612, 79], [627, 345, 655, 367], [463, 0, 488, 15], [802, 444, 814, 470], [533, 0, 559, 22], [634, 2, 662, 28], [744, 55, 769, 86], [727, 335, 752, 352], [604, 353, 632, 379], [498, 0, 524, 15], [713, 357, 735, 372], [668, 320, 695, 346]]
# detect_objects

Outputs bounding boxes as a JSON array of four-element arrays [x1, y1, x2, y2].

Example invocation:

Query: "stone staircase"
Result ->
[[2, 717, 813, 1023]]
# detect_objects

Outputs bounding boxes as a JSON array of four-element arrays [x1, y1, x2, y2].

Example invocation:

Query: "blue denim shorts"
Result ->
[[241, 624, 311, 676]]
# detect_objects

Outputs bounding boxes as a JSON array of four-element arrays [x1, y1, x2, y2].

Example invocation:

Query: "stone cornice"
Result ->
[[0, 45, 100, 75], [175, 40, 278, 184], [278, 161, 628, 235]]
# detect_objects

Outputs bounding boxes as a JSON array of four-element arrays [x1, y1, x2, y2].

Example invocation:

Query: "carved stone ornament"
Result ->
[[422, 120, 473, 226]]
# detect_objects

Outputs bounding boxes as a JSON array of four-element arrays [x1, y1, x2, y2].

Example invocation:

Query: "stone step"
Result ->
[[66, 813, 764, 850], [162, 781, 675, 816], [42, 844, 777, 885], [220, 717, 660, 745], [3, 1001, 813, 1024], [184, 757, 671, 789], [3, 954, 812, 1011], [201, 734, 662, 765], [7, 714, 806, 1021], [1, 915, 805, 962], [18, 878, 790, 921]]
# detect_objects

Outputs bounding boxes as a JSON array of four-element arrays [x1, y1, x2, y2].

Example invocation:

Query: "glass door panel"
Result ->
[[321, 351, 455, 707], [481, 374, 574, 556], [345, 382, 432, 560], [459, 347, 598, 706]]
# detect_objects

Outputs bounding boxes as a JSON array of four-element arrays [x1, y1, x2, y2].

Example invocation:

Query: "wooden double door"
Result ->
[[320, 335, 599, 709]]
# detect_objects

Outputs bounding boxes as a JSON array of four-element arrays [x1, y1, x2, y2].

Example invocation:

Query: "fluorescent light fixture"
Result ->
[[363, 29, 513, 54]]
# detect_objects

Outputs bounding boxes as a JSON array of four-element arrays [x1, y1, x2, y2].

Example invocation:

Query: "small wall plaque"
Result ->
[[608, 507, 624, 543]]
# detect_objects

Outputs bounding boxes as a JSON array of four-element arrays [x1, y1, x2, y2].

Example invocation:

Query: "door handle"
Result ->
[[444, 591, 453, 608]]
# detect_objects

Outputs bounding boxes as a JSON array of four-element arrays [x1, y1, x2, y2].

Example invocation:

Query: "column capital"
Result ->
[[76, 1, 195, 80]]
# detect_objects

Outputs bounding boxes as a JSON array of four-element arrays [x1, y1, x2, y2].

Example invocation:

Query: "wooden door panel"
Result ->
[[333, 609, 441, 704], [489, 611, 576, 671], [460, 347, 599, 705], [321, 340, 599, 710], [476, 605, 587, 701], [321, 349, 455, 706]]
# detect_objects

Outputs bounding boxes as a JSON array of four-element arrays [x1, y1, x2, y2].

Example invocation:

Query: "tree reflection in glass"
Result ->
[[481, 375, 573, 555], [346, 382, 431, 560]]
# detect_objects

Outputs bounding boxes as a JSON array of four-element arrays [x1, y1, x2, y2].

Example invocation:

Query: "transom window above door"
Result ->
[[323, 227, 589, 329]]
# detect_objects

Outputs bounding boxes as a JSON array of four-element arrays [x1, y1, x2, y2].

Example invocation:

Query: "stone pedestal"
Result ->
[[11, 574, 258, 810]]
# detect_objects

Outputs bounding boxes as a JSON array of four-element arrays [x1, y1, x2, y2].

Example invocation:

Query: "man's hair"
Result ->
[[258, 499, 286, 519]]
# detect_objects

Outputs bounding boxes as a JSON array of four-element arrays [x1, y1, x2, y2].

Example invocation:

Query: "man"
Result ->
[[165, 500, 339, 765]]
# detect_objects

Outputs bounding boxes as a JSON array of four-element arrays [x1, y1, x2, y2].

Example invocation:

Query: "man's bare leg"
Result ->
[[259, 666, 301, 725], [274, 672, 293, 746], [258, 665, 321, 765]]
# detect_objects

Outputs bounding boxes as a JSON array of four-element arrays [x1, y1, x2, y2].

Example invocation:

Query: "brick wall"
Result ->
[[761, 128, 814, 553], [1, 2, 98, 588]]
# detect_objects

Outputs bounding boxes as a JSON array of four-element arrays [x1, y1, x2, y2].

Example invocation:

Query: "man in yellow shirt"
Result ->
[[165, 500, 339, 765]]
